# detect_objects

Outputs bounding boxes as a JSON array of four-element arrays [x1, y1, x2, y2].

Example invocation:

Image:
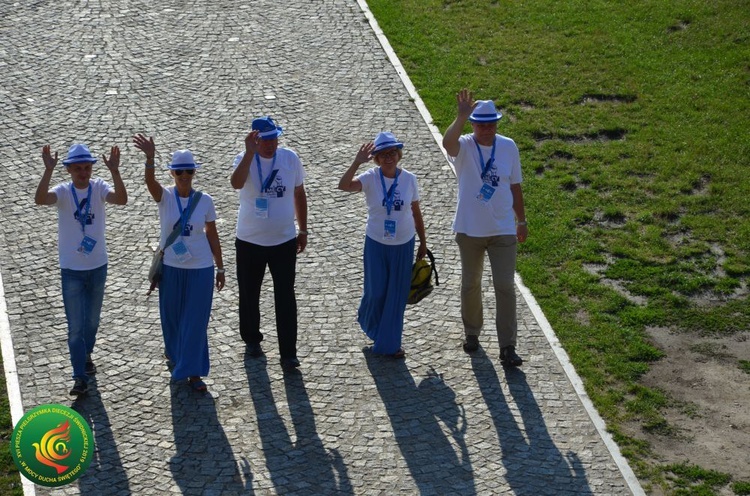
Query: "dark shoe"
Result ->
[[85, 354, 96, 375], [392, 348, 406, 359], [280, 357, 300, 370], [70, 378, 88, 396], [463, 335, 480, 353], [246, 343, 264, 358], [162, 351, 175, 371], [500, 346, 523, 367], [188, 377, 207, 392]]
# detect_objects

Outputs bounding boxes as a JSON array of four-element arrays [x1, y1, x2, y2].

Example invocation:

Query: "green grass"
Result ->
[[367, 0, 749, 493], [733, 481, 750, 496], [664, 463, 732, 495], [0, 361, 22, 495]]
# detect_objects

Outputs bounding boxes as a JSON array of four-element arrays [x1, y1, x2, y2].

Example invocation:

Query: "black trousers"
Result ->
[[235, 237, 298, 359]]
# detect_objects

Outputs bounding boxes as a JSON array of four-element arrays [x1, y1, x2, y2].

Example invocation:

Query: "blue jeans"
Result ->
[[61, 264, 107, 381]]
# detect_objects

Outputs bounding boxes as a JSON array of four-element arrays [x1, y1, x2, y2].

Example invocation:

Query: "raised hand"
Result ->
[[102, 146, 121, 172], [244, 130, 260, 156], [354, 142, 375, 165], [133, 134, 156, 160], [456, 88, 476, 119], [42, 145, 58, 170]]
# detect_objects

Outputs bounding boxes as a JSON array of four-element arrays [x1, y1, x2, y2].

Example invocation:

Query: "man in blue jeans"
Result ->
[[231, 116, 308, 370], [35, 143, 128, 395]]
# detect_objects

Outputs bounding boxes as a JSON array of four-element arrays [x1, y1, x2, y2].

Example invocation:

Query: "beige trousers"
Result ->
[[455, 233, 517, 348]]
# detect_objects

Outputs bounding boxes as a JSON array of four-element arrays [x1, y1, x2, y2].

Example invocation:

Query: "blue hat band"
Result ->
[[64, 154, 97, 164], [258, 129, 280, 138], [470, 113, 501, 121], [374, 140, 402, 150]]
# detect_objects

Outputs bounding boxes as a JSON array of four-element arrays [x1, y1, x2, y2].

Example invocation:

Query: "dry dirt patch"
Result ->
[[625, 327, 750, 493]]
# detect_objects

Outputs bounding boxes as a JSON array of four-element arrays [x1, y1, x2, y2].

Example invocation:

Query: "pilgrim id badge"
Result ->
[[383, 219, 397, 240], [476, 183, 496, 204], [170, 240, 193, 263], [255, 197, 269, 219], [77, 235, 97, 256]]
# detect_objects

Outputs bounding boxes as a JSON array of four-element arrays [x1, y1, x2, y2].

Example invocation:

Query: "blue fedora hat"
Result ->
[[62, 144, 98, 165], [469, 100, 503, 123], [372, 131, 404, 155], [252, 116, 283, 140], [166, 149, 201, 170]]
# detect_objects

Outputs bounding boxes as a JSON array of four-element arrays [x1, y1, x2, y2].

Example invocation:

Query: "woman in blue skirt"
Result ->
[[338, 132, 427, 358], [134, 134, 225, 392]]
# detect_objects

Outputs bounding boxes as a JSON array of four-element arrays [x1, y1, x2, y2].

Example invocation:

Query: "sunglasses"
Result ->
[[173, 169, 195, 176], [377, 149, 399, 159]]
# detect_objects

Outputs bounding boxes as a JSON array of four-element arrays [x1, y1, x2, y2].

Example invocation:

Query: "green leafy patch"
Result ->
[[733, 481, 750, 495], [664, 463, 732, 495]]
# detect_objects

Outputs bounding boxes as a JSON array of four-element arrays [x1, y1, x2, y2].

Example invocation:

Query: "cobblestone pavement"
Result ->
[[1, 1, 639, 494]]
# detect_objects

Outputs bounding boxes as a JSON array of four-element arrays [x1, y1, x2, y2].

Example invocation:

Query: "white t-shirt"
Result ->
[[53, 178, 113, 270], [158, 186, 217, 269], [449, 134, 522, 236], [232, 148, 305, 246], [357, 166, 419, 246]]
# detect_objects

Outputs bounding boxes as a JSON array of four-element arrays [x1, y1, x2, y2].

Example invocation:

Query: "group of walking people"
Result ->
[[35, 89, 528, 397]]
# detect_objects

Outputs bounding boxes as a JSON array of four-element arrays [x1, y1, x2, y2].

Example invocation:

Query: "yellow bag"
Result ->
[[408, 249, 439, 305]]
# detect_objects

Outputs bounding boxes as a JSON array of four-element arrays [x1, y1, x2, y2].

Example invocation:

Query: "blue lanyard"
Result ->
[[473, 137, 496, 180], [174, 188, 194, 235], [71, 183, 92, 234], [255, 152, 278, 192], [379, 168, 401, 216]]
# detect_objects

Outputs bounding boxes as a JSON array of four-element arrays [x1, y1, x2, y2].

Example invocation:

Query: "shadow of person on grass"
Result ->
[[365, 349, 476, 495], [71, 383, 131, 495], [471, 353, 594, 496], [244, 350, 352, 495], [169, 382, 250, 495]]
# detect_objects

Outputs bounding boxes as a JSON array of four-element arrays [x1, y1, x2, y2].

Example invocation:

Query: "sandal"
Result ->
[[392, 349, 406, 359], [188, 377, 207, 392]]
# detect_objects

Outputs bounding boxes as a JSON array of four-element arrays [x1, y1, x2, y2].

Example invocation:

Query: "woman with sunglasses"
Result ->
[[338, 131, 427, 358], [134, 134, 225, 393]]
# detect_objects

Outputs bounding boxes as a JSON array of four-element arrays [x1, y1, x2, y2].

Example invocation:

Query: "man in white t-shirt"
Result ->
[[34, 143, 128, 395], [230, 116, 308, 370], [442, 89, 529, 367]]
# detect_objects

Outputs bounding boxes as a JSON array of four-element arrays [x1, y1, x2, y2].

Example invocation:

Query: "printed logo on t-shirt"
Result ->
[[382, 190, 405, 211], [73, 198, 94, 225], [265, 176, 286, 198], [173, 220, 193, 236], [484, 168, 500, 187]]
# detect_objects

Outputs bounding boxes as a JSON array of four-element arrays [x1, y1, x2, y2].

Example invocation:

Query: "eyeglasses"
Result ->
[[378, 149, 399, 159], [173, 169, 195, 176]]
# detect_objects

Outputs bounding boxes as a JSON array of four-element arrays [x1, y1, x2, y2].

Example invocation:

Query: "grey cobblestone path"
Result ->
[[1, 1, 635, 494]]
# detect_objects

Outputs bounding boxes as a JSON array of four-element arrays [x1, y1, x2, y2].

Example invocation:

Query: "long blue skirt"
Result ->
[[159, 265, 213, 380], [357, 236, 415, 355]]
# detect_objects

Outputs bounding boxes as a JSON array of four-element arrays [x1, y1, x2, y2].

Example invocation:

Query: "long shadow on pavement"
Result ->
[[71, 382, 131, 495], [169, 383, 249, 495], [471, 354, 594, 496], [244, 351, 353, 495], [365, 349, 476, 495]]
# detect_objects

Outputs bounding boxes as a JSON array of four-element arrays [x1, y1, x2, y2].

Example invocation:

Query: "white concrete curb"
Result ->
[[515, 274, 645, 496], [356, 1, 645, 494], [0, 269, 37, 496]]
